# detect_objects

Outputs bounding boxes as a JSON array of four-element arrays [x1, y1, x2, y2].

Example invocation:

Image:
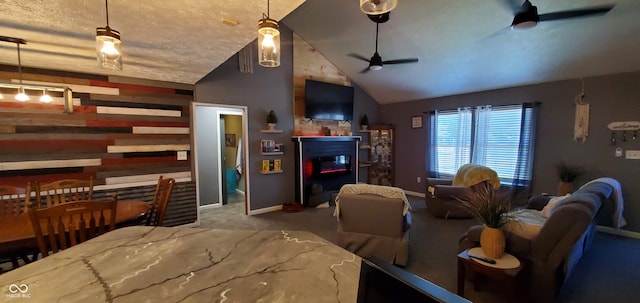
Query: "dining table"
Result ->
[[0, 200, 150, 253], [0, 226, 361, 302]]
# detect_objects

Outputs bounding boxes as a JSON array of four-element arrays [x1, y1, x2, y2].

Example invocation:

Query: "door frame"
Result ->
[[192, 102, 250, 219]]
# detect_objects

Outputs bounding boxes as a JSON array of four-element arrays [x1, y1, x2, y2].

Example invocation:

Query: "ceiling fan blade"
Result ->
[[359, 66, 371, 74], [348, 53, 371, 63], [539, 5, 615, 21], [382, 58, 419, 65]]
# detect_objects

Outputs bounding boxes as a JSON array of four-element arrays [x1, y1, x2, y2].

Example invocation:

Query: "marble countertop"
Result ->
[[0, 226, 361, 302]]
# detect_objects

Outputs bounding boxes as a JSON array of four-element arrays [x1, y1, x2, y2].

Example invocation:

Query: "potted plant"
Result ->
[[457, 183, 513, 259], [556, 162, 583, 195], [360, 114, 369, 131], [266, 110, 278, 130]]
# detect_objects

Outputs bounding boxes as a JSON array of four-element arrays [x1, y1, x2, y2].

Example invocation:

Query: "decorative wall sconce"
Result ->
[[257, 0, 280, 67]]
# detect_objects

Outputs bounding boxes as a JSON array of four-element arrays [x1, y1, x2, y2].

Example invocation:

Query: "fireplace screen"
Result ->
[[313, 155, 351, 177]]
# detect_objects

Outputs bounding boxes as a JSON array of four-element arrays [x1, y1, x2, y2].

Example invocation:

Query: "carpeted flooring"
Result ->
[[199, 194, 640, 303]]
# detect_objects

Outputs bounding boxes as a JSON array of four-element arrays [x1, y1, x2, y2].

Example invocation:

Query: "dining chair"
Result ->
[[35, 177, 94, 208], [29, 195, 117, 258], [0, 183, 35, 270], [145, 176, 175, 226]]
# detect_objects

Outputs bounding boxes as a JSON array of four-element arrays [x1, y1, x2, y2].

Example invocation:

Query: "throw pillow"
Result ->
[[541, 194, 571, 217]]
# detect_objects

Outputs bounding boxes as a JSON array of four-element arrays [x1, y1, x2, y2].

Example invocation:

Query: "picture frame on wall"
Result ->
[[411, 116, 423, 129], [225, 134, 236, 147]]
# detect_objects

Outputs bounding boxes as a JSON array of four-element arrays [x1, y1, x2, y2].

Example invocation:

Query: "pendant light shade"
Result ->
[[15, 87, 29, 102], [360, 0, 398, 15], [258, 0, 280, 68], [96, 0, 122, 70]]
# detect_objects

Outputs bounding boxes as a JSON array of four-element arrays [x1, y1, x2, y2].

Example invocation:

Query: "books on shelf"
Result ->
[[261, 159, 282, 173], [260, 140, 284, 153]]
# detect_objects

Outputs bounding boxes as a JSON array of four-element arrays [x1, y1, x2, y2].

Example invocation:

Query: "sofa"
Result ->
[[458, 179, 619, 302], [334, 184, 411, 266]]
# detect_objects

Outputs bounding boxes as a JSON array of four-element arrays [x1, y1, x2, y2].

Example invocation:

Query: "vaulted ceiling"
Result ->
[[1, 0, 639, 104]]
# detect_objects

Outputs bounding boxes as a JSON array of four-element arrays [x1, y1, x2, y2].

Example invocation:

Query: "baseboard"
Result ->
[[248, 204, 283, 215], [404, 190, 425, 198], [596, 225, 640, 239]]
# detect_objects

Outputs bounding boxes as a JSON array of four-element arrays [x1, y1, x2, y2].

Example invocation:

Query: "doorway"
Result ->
[[192, 103, 250, 219]]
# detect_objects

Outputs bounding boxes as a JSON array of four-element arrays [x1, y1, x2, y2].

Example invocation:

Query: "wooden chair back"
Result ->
[[0, 183, 32, 217], [29, 196, 117, 258], [145, 176, 175, 226], [36, 177, 94, 208]]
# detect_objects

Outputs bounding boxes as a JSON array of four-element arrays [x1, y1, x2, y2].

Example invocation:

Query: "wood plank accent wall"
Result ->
[[0, 64, 197, 225], [292, 33, 351, 118]]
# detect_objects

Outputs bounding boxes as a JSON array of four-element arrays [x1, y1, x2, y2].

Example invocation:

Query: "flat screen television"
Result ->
[[357, 257, 471, 303], [304, 79, 354, 121]]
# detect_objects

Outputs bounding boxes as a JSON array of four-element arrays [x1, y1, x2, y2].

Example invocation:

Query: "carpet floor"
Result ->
[[199, 194, 640, 303]]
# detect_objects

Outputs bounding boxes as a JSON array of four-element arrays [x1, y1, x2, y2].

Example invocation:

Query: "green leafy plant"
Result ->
[[456, 183, 513, 228], [360, 114, 369, 126], [556, 162, 583, 182], [266, 110, 278, 124]]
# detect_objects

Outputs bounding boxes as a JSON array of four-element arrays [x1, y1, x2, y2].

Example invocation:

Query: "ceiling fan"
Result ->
[[507, 0, 616, 30], [348, 13, 418, 73]]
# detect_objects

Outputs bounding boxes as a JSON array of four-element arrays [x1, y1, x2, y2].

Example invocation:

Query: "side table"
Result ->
[[457, 247, 522, 302]]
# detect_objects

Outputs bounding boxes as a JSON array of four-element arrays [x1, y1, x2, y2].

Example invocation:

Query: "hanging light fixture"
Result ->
[[360, 0, 398, 15], [0, 36, 31, 102], [257, 0, 280, 68], [40, 89, 53, 103], [96, 0, 122, 70]]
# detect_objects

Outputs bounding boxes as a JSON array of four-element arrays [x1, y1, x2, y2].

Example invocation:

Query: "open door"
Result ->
[[192, 103, 249, 214]]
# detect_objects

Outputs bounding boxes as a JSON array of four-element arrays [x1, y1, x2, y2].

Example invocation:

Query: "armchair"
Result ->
[[425, 164, 500, 218], [335, 184, 411, 266]]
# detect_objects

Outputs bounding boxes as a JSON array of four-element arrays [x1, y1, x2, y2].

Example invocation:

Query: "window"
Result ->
[[429, 104, 537, 186]]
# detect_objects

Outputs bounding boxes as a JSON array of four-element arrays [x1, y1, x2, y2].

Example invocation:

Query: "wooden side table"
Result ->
[[457, 247, 522, 302]]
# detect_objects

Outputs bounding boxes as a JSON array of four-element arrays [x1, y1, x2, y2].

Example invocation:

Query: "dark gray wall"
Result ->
[[381, 71, 640, 232], [195, 24, 379, 211]]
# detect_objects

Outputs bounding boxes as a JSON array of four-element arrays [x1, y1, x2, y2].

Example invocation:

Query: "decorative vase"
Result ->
[[557, 181, 574, 196], [268, 123, 276, 131], [480, 226, 506, 259]]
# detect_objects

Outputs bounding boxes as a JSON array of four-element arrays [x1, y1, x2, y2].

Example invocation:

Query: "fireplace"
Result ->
[[313, 155, 351, 177], [292, 136, 360, 205]]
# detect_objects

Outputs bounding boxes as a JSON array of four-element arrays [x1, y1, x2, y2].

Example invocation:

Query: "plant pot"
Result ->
[[557, 181, 574, 196], [268, 123, 276, 131], [480, 226, 506, 259]]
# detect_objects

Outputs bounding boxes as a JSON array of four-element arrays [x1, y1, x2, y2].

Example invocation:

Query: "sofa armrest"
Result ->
[[531, 203, 593, 266]]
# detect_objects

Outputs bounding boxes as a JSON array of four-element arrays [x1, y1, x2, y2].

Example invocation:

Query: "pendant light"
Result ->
[[360, 0, 398, 15], [258, 0, 280, 68], [96, 0, 122, 70], [40, 89, 53, 103], [13, 38, 29, 102]]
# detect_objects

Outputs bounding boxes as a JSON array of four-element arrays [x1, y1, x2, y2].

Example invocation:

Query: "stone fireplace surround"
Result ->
[[292, 136, 360, 206]]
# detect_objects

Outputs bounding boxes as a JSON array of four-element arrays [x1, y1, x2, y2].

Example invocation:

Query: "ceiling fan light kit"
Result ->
[[360, 0, 397, 15], [96, 0, 122, 71], [509, 0, 615, 30], [258, 0, 281, 68]]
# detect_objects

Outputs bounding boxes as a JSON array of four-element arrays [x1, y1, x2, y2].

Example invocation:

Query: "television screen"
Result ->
[[304, 79, 354, 121], [357, 257, 471, 303]]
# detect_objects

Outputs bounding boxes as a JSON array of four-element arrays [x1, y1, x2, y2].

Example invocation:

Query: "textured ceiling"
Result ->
[[1, 0, 639, 104], [0, 0, 304, 84]]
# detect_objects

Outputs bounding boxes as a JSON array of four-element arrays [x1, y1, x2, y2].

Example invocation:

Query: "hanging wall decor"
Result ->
[[608, 121, 639, 145]]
